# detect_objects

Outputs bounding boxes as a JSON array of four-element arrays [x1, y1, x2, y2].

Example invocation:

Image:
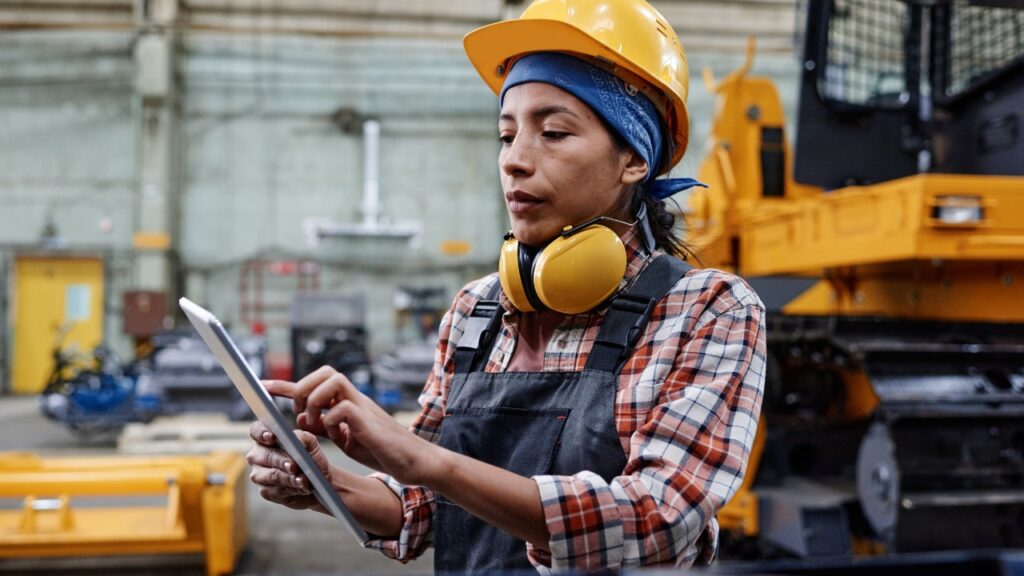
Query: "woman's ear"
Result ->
[[620, 150, 649, 185]]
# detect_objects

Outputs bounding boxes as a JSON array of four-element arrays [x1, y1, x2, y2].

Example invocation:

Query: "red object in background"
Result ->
[[239, 258, 318, 383], [239, 258, 321, 330], [124, 291, 167, 337], [266, 352, 293, 382], [268, 261, 298, 276]]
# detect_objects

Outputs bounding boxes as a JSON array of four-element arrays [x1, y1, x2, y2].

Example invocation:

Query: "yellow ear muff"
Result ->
[[498, 224, 627, 315], [533, 225, 627, 315], [498, 236, 536, 312]]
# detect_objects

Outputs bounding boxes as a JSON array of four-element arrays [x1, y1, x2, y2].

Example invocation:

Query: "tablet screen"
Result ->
[[179, 297, 369, 544]]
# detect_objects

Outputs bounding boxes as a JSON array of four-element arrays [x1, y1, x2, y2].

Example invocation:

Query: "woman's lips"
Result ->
[[506, 190, 543, 216]]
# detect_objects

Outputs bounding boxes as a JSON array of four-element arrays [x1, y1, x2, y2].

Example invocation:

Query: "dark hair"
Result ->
[[604, 125, 696, 261], [633, 191, 694, 261]]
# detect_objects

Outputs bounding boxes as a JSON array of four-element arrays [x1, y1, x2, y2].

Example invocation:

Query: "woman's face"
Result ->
[[498, 82, 648, 247]]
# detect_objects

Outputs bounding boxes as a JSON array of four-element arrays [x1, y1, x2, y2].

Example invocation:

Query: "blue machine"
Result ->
[[38, 328, 267, 437], [39, 343, 161, 437]]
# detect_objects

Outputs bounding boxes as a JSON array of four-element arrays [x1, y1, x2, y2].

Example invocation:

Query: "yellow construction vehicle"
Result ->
[[0, 451, 248, 575], [689, 0, 1024, 558]]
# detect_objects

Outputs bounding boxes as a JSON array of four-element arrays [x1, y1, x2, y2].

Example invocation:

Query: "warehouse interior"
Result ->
[[1, 0, 1023, 574]]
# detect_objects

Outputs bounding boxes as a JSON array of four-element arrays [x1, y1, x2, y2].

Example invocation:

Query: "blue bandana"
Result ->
[[499, 52, 706, 200]]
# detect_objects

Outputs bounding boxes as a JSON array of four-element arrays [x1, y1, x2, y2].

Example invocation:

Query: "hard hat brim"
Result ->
[[464, 18, 690, 169]]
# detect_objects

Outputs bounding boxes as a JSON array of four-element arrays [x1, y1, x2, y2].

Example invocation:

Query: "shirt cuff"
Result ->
[[363, 473, 435, 562], [529, 472, 625, 571]]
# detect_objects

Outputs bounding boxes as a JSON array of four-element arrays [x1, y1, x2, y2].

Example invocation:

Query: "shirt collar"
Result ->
[[618, 226, 654, 292]]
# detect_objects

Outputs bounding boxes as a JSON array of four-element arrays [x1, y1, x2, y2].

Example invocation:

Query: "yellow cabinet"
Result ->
[[12, 257, 104, 395]]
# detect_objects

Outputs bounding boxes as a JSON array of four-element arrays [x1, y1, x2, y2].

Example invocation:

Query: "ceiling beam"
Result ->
[[0, 0, 800, 53]]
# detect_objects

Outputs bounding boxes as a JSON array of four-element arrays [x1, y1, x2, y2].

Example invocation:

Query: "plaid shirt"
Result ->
[[369, 230, 766, 573]]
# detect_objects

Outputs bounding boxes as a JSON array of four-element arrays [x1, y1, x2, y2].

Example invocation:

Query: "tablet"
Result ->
[[179, 297, 370, 545]]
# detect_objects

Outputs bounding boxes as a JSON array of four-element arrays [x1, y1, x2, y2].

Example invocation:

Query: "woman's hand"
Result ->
[[245, 420, 327, 511], [263, 366, 442, 486], [262, 366, 549, 548]]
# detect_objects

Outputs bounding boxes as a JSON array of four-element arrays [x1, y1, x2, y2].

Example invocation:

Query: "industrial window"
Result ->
[[939, 0, 1024, 99], [820, 0, 910, 109]]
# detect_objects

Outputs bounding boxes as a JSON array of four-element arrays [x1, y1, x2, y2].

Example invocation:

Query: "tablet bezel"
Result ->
[[179, 297, 370, 545]]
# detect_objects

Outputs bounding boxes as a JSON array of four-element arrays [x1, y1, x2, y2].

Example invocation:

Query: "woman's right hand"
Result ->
[[246, 420, 328, 511]]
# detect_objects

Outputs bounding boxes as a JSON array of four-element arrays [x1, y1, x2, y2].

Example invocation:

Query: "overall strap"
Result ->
[[453, 280, 504, 375], [585, 256, 693, 374]]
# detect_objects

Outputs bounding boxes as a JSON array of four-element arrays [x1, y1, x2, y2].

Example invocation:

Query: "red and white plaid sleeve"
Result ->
[[527, 271, 766, 572], [364, 276, 495, 561]]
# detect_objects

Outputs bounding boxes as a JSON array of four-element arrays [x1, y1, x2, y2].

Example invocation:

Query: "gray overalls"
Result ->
[[433, 255, 691, 573]]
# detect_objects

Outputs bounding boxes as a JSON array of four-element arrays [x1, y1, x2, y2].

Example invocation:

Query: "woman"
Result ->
[[246, 0, 765, 572]]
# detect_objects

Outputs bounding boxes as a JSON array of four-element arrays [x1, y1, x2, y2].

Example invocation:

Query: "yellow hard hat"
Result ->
[[464, 0, 691, 170]]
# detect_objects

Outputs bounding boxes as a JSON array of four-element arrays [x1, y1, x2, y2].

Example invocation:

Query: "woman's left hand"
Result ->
[[263, 366, 442, 486]]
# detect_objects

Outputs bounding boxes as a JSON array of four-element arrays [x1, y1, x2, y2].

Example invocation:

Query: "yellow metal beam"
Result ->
[[0, 451, 247, 576], [740, 174, 1024, 276], [783, 261, 1024, 323], [0, 470, 184, 496]]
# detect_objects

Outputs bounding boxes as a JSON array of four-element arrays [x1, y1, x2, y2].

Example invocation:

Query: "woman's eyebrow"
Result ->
[[532, 105, 580, 120], [499, 105, 581, 123]]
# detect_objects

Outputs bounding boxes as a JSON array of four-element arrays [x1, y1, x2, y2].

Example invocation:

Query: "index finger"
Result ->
[[292, 365, 338, 415], [262, 380, 297, 399]]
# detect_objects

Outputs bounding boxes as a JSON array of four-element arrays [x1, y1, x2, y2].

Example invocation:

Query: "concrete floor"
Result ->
[[0, 397, 434, 575]]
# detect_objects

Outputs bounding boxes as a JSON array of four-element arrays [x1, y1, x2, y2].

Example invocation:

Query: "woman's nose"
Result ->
[[500, 135, 535, 177]]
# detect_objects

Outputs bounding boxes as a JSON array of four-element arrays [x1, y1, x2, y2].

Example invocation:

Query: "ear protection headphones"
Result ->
[[498, 203, 657, 315]]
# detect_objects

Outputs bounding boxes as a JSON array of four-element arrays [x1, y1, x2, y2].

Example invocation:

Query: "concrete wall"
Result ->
[[178, 34, 505, 357], [0, 1, 802, 388], [0, 30, 137, 389], [0, 31, 135, 248]]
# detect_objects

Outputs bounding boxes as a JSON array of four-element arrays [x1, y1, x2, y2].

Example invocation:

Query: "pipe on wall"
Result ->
[[304, 117, 422, 246]]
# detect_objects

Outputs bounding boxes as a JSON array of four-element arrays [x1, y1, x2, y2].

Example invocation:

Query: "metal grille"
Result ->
[[943, 0, 1024, 98], [820, 0, 910, 108]]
